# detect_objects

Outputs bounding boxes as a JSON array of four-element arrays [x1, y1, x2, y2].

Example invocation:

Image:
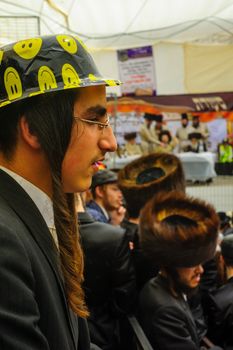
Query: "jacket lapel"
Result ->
[[0, 170, 77, 348]]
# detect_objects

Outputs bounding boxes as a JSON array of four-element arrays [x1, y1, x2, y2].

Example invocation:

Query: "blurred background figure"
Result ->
[[86, 169, 125, 226], [186, 132, 208, 153], [188, 115, 210, 143], [76, 194, 136, 350], [217, 212, 233, 237], [139, 113, 160, 155], [150, 114, 168, 149], [176, 113, 190, 152], [122, 132, 142, 156], [218, 138, 233, 163], [156, 130, 177, 154]]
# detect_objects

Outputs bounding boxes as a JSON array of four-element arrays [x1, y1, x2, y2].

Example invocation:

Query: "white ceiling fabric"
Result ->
[[1, 0, 233, 48]]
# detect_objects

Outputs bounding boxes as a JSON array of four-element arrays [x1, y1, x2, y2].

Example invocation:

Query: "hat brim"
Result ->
[[0, 77, 121, 108]]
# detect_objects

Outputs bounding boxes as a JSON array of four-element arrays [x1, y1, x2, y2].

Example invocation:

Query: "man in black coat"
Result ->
[[0, 34, 120, 349], [138, 191, 221, 350], [77, 195, 136, 350], [206, 234, 233, 349]]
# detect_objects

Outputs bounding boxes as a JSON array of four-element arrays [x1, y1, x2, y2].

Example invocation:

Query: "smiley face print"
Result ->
[[56, 35, 78, 54], [13, 38, 42, 59], [4, 67, 22, 100], [62, 63, 81, 88], [38, 66, 57, 91]]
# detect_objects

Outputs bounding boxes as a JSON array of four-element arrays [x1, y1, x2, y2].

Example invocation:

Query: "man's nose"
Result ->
[[196, 265, 204, 274], [99, 127, 117, 152]]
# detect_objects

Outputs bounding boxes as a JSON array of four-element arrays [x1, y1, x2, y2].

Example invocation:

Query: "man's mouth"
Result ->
[[193, 274, 201, 283], [91, 159, 105, 170]]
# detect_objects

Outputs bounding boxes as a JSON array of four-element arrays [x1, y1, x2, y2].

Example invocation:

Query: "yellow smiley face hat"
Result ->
[[0, 34, 121, 107]]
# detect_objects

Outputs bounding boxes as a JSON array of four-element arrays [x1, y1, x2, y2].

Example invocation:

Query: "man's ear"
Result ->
[[95, 185, 104, 199], [19, 116, 41, 149]]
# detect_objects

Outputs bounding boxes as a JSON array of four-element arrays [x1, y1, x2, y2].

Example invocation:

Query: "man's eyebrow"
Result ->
[[81, 105, 107, 119]]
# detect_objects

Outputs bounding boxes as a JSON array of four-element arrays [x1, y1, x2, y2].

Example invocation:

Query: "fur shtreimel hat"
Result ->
[[118, 153, 185, 218], [140, 191, 219, 268]]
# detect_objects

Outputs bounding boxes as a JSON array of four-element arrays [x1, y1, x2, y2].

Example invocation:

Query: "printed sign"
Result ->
[[117, 46, 156, 96]]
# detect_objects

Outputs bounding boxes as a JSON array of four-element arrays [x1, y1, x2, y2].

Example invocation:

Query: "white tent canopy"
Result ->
[[2, 0, 233, 96], [1, 0, 233, 48]]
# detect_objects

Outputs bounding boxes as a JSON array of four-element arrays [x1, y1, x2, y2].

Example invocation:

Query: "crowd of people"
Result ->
[[82, 161, 233, 350], [0, 32, 232, 350], [118, 113, 211, 158]]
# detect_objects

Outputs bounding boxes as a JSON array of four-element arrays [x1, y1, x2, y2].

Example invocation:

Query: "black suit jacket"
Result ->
[[0, 170, 91, 350], [206, 277, 233, 349], [78, 212, 136, 350], [139, 274, 200, 350]]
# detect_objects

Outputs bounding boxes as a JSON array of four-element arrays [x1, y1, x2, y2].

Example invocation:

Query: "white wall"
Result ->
[[153, 43, 185, 95], [91, 42, 233, 96], [91, 43, 186, 96]]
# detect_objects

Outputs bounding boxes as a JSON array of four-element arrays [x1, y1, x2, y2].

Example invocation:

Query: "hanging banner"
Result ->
[[107, 92, 233, 120], [117, 46, 156, 96]]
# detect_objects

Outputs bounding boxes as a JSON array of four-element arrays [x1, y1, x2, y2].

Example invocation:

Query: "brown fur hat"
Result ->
[[140, 191, 219, 267], [118, 153, 185, 218]]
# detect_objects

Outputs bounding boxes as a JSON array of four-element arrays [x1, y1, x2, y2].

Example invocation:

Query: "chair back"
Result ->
[[127, 315, 154, 350]]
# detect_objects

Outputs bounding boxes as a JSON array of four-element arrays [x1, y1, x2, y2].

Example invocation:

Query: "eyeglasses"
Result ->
[[74, 115, 110, 131]]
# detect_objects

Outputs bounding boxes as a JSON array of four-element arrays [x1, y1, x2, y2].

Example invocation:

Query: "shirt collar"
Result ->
[[0, 166, 55, 229], [98, 203, 109, 220]]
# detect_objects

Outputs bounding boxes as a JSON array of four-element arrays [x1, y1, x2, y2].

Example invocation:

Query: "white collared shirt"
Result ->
[[98, 203, 110, 221], [0, 166, 58, 247]]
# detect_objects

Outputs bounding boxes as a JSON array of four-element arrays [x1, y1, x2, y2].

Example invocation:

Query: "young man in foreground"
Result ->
[[0, 34, 120, 349]]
